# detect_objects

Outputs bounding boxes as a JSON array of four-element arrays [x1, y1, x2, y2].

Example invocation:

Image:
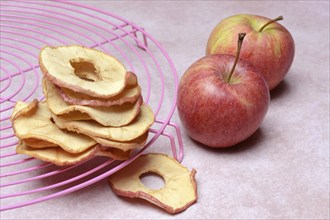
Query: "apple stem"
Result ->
[[258, 16, 283, 32], [227, 33, 246, 83]]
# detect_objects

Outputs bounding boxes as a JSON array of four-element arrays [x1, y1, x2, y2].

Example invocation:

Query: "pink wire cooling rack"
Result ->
[[0, 0, 184, 211]]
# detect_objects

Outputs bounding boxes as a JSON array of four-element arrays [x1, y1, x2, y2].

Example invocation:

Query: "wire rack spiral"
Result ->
[[0, 0, 184, 211]]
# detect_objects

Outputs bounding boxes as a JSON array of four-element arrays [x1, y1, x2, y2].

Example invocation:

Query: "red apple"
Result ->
[[206, 14, 295, 90], [177, 33, 270, 148]]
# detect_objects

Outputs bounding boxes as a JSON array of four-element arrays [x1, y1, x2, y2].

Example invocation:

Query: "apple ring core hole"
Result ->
[[70, 58, 101, 82], [139, 171, 165, 190]]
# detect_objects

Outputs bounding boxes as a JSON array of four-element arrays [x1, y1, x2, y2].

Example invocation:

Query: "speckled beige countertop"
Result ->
[[1, 1, 329, 219]]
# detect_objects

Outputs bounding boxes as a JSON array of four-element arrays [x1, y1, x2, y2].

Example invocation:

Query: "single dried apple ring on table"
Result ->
[[52, 105, 155, 142], [43, 77, 142, 127], [39, 45, 129, 98], [108, 153, 197, 214], [11, 100, 96, 154], [57, 71, 142, 107]]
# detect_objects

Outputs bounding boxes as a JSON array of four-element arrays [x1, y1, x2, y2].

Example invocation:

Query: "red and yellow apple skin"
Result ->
[[206, 14, 295, 90], [177, 54, 270, 148]]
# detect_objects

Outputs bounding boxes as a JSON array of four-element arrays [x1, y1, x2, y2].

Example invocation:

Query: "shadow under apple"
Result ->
[[190, 128, 265, 154], [270, 80, 290, 100]]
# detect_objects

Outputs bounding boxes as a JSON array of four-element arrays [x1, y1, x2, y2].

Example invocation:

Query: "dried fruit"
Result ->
[[12, 46, 155, 166], [10, 98, 38, 121], [57, 71, 141, 107], [22, 138, 58, 148], [39, 45, 128, 98], [43, 78, 142, 127], [109, 153, 197, 214], [11, 101, 96, 154], [16, 141, 98, 166], [92, 132, 148, 151], [96, 147, 132, 161], [52, 105, 154, 142]]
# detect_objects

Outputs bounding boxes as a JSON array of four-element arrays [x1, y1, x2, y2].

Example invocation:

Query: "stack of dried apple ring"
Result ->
[[10, 45, 197, 214], [11, 45, 155, 166]]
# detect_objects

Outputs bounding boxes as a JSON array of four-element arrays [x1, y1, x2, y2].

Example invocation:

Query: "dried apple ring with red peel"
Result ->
[[43, 77, 142, 127], [57, 85, 141, 107], [57, 71, 142, 107], [39, 45, 128, 98], [108, 153, 197, 214]]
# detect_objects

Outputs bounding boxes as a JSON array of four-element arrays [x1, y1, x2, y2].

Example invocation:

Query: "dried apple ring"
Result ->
[[92, 132, 148, 152], [96, 147, 132, 161], [39, 45, 128, 98], [10, 98, 38, 121], [43, 77, 142, 127], [52, 105, 155, 142], [57, 85, 141, 107], [108, 153, 197, 214], [23, 138, 58, 148], [57, 71, 142, 107], [17, 140, 133, 165], [11, 100, 96, 153], [16, 141, 98, 166]]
